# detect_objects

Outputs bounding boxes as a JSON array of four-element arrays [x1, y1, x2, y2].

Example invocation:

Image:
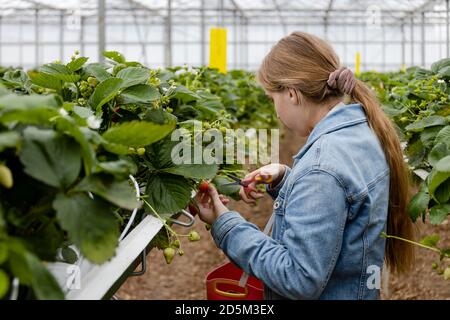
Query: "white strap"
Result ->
[[238, 211, 276, 287]]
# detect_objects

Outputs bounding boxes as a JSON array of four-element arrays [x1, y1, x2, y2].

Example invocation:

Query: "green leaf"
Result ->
[[40, 63, 80, 83], [146, 173, 192, 217], [431, 58, 450, 73], [29, 72, 62, 91], [8, 239, 64, 299], [116, 67, 150, 89], [405, 139, 427, 167], [0, 92, 61, 126], [66, 57, 89, 72], [83, 63, 112, 82], [3, 69, 31, 90], [88, 77, 123, 111], [428, 169, 450, 200], [101, 142, 129, 155], [103, 51, 126, 64], [405, 116, 448, 132], [428, 142, 450, 167], [19, 127, 81, 189], [435, 126, 450, 146], [102, 120, 175, 148], [0, 131, 20, 152], [435, 155, 450, 172], [0, 108, 60, 126], [162, 164, 218, 179], [144, 108, 177, 125], [437, 65, 450, 79], [382, 105, 406, 117], [435, 177, 450, 203], [120, 84, 160, 104], [407, 185, 430, 222], [420, 126, 444, 148], [429, 204, 450, 224], [53, 193, 119, 264], [54, 117, 96, 176], [0, 269, 9, 299], [420, 234, 440, 247], [171, 85, 200, 103], [74, 174, 140, 210], [95, 159, 137, 180], [0, 92, 61, 110]]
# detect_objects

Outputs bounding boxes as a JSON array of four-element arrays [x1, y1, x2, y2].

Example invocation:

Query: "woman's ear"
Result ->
[[288, 88, 299, 106]]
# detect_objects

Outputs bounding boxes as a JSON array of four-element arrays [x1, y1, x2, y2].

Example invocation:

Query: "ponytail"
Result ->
[[352, 80, 415, 274]]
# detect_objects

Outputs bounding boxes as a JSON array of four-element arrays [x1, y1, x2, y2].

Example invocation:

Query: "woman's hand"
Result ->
[[194, 184, 231, 225], [239, 163, 286, 204]]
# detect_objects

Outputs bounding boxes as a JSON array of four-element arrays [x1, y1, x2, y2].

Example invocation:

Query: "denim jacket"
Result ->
[[211, 103, 390, 300]]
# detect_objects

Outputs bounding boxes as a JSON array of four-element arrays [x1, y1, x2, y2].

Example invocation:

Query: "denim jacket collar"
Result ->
[[292, 103, 367, 160]]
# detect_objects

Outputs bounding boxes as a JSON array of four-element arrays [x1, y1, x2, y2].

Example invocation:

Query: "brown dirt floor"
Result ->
[[116, 129, 449, 300]]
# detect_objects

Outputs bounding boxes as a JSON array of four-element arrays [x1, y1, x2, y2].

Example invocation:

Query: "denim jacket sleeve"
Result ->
[[265, 165, 291, 200], [211, 169, 348, 299]]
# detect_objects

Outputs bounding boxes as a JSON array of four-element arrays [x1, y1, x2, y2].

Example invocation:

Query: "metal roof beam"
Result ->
[[230, 0, 247, 19], [272, 0, 287, 34], [411, 0, 440, 14], [21, 0, 63, 11]]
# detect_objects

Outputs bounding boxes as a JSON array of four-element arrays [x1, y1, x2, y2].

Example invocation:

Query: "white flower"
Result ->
[[59, 108, 68, 116], [87, 115, 102, 129], [437, 79, 445, 83]]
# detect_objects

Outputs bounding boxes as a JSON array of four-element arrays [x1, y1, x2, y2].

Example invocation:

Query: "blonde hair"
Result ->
[[258, 31, 415, 274]]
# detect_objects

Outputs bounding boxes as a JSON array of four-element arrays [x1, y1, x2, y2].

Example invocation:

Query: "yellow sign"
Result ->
[[355, 52, 361, 76], [209, 28, 227, 73]]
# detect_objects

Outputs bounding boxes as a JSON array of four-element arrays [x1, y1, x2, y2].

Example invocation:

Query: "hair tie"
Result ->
[[327, 67, 356, 95]]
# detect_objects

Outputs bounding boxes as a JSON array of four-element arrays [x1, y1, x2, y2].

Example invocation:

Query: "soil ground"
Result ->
[[117, 129, 449, 300]]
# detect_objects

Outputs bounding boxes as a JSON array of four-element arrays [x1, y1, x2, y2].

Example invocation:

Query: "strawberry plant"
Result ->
[[0, 51, 276, 299]]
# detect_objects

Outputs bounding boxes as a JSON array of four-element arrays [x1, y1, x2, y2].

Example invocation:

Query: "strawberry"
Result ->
[[199, 181, 209, 193], [188, 230, 200, 242], [163, 247, 175, 264], [137, 147, 146, 156], [172, 239, 181, 249], [0, 165, 13, 189]]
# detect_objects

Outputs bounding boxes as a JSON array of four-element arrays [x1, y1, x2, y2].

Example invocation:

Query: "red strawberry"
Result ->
[[199, 181, 209, 193]]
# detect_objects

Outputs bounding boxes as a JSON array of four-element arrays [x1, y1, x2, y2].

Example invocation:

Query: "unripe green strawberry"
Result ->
[[166, 107, 173, 113], [0, 165, 13, 189], [444, 267, 450, 280], [432, 262, 438, 270], [74, 50, 80, 55], [137, 147, 146, 156], [188, 230, 200, 242], [128, 147, 136, 154], [87, 76, 99, 87], [178, 249, 184, 256], [172, 239, 180, 249], [163, 247, 175, 264]]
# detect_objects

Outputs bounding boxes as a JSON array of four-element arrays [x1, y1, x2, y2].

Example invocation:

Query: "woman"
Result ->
[[196, 32, 414, 300]]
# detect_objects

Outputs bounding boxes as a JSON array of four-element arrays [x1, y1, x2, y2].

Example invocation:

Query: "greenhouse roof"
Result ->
[[0, 0, 448, 25]]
